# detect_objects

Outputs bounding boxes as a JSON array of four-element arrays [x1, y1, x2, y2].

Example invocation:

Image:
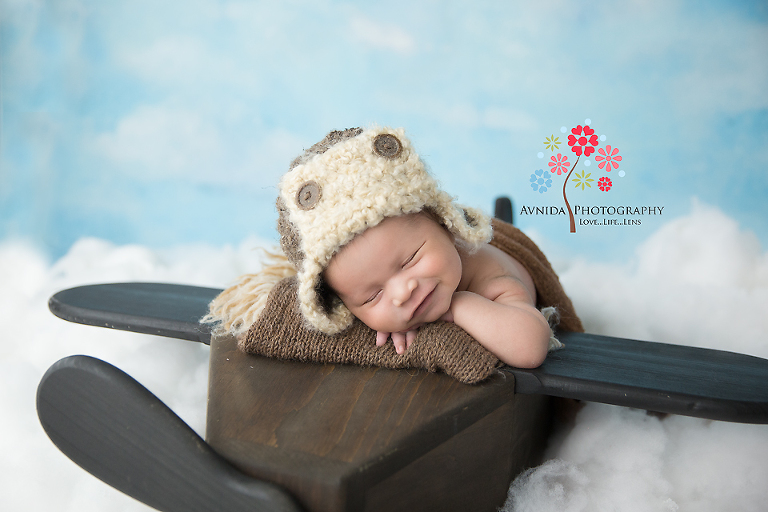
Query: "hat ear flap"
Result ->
[[296, 260, 356, 335], [430, 202, 492, 252], [276, 197, 305, 269], [456, 205, 493, 246]]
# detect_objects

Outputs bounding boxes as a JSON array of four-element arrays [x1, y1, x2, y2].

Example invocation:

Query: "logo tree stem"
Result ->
[[562, 155, 580, 233]]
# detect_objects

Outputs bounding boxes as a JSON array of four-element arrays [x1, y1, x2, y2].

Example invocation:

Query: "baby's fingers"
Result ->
[[376, 331, 391, 347], [405, 329, 418, 349], [391, 332, 407, 355]]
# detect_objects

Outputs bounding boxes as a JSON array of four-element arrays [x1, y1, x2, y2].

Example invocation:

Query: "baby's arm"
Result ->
[[443, 278, 551, 368]]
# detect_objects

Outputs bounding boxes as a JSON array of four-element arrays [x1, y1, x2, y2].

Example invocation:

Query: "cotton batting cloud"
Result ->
[[505, 200, 768, 511], [1, 201, 766, 511], [557, 200, 768, 358]]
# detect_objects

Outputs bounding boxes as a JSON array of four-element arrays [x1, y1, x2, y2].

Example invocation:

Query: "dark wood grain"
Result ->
[[37, 355, 303, 512], [206, 334, 551, 512], [507, 331, 768, 423], [48, 282, 219, 343]]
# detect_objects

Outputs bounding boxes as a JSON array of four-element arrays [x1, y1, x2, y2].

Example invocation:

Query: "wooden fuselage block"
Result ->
[[206, 334, 552, 512]]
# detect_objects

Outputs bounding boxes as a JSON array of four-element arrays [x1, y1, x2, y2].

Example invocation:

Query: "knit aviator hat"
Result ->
[[277, 126, 493, 335]]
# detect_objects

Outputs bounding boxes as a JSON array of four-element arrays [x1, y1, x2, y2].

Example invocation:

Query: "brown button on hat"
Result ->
[[295, 180, 321, 210]]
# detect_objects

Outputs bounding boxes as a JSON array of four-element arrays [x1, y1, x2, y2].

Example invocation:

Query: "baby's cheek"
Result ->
[[432, 252, 462, 288], [420, 254, 445, 276], [351, 304, 393, 332]]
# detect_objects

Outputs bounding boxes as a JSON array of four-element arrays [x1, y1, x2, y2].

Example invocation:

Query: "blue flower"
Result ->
[[529, 169, 552, 193]]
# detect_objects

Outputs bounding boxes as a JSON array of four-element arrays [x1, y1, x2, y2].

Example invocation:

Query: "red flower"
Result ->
[[548, 153, 570, 175], [598, 177, 612, 191], [595, 145, 622, 171], [567, 125, 599, 157]]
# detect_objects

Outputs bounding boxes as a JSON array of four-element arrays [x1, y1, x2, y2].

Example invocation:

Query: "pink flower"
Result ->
[[548, 153, 570, 175], [567, 125, 599, 157], [598, 177, 612, 191], [595, 145, 622, 171]]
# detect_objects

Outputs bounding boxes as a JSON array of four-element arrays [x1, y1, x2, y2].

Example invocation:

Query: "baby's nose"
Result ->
[[392, 278, 417, 307]]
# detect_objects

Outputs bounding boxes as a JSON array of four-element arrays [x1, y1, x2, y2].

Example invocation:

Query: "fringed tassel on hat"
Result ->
[[202, 248, 296, 339]]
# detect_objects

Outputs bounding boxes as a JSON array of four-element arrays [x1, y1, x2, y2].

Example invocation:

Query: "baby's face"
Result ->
[[323, 212, 462, 334]]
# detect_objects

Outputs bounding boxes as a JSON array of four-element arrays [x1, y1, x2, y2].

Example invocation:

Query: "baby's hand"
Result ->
[[376, 329, 419, 355]]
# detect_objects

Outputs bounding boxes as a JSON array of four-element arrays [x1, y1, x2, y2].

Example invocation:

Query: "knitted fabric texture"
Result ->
[[277, 126, 492, 335], [242, 218, 583, 384]]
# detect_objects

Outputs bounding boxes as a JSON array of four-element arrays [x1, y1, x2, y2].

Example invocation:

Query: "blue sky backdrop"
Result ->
[[2, 0, 767, 263]]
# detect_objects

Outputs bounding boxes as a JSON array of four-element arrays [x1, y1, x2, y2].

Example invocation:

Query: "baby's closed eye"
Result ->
[[363, 289, 382, 305], [402, 242, 425, 268]]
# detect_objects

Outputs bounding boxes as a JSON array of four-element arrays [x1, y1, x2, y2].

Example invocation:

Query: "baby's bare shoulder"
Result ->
[[460, 244, 537, 304]]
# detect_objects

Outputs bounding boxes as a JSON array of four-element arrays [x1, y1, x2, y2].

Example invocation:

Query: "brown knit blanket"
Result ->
[[242, 218, 583, 384]]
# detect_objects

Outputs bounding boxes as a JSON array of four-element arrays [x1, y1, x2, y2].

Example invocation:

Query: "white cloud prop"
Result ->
[[0, 236, 267, 511], [504, 201, 768, 511], [558, 200, 768, 357]]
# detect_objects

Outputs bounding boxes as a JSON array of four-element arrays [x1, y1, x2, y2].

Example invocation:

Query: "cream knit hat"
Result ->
[[277, 126, 493, 334]]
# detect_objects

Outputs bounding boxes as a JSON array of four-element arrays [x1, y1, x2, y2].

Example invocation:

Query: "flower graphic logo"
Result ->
[[529, 119, 627, 233], [530, 169, 552, 193], [548, 153, 570, 175], [595, 145, 622, 171]]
